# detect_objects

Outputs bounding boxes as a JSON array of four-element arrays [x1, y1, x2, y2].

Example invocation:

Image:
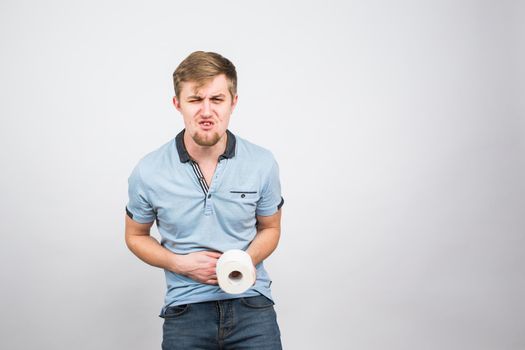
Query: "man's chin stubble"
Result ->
[[192, 132, 221, 147]]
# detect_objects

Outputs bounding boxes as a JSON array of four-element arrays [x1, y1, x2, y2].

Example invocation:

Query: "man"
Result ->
[[125, 51, 284, 349]]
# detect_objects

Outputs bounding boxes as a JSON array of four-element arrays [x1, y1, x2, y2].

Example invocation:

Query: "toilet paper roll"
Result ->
[[216, 249, 256, 294]]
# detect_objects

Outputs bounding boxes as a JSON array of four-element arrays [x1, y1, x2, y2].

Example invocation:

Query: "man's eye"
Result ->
[[212, 98, 224, 103]]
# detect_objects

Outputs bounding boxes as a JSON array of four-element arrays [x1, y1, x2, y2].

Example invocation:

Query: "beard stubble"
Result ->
[[191, 131, 222, 147]]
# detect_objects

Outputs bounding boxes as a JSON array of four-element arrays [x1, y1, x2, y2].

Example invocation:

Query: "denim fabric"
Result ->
[[160, 295, 282, 350]]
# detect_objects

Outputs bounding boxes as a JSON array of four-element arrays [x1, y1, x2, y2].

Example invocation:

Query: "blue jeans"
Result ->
[[160, 295, 282, 350]]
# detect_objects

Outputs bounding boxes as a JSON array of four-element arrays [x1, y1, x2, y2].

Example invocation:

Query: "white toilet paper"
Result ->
[[216, 249, 256, 294]]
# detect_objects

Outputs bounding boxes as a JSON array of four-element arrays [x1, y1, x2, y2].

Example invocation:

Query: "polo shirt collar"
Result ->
[[175, 129, 236, 163]]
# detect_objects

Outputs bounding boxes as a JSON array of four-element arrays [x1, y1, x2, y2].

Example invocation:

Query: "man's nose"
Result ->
[[201, 99, 212, 117]]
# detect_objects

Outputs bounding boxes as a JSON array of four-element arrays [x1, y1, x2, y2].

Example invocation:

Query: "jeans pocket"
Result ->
[[160, 304, 190, 318], [240, 295, 275, 309]]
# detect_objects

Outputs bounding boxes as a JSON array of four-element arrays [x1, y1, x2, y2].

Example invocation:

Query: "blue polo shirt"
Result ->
[[126, 129, 284, 309]]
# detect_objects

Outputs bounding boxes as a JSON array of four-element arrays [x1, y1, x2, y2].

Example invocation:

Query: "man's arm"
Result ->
[[125, 215, 220, 284], [246, 209, 282, 266]]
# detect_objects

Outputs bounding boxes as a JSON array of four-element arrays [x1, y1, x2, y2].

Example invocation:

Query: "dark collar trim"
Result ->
[[175, 129, 236, 163], [175, 130, 190, 162], [220, 129, 236, 160]]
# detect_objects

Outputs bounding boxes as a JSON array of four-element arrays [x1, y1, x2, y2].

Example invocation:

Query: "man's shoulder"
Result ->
[[133, 138, 176, 175], [235, 134, 276, 163]]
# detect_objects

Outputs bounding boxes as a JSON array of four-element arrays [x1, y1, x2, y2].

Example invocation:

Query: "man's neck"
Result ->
[[183, 131, 227, 164]]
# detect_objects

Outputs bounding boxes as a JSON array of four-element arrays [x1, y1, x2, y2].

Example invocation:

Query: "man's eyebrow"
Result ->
[[186, 95, 202, 100], [185, 93, 226, 100]]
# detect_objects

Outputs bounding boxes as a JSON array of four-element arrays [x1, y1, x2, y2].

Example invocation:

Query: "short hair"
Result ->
[[173, 51, 237, 100]]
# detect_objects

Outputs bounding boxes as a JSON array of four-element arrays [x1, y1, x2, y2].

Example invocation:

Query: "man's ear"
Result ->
[[173, 96, 181, 111], [231, 94, 238, 110]]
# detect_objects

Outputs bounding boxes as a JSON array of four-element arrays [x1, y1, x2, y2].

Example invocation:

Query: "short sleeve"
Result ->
[[126, 164, 156, 224], [256, 158, 284, 216]]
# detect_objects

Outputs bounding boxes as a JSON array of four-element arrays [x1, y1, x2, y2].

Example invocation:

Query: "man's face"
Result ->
[[173, 74, 237, 147]]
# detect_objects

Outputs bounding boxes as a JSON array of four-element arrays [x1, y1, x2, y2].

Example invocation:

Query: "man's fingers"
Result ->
[[203, 251, 222, 258]]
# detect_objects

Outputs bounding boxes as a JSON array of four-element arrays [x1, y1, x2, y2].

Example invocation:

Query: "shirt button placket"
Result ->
[[204, 193, 213, 215], [204, 160, 225, 216]]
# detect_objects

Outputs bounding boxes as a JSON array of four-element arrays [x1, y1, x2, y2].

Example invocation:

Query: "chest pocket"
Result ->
[[228, 190, 259, 209], [225, 189, 258, 211], [230, 190, 258, 199], [216, 190, 259, 233]]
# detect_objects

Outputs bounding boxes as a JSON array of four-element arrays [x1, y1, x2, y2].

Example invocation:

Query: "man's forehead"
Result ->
[[189, 88, 226, 97], [181, 75, 229, 97]]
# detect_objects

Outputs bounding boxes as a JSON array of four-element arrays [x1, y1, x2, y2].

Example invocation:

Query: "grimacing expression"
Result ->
[[174, 74, 237, 147]]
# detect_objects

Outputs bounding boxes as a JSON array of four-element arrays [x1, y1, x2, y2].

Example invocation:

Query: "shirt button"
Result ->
[[207, 194, 212, 199]]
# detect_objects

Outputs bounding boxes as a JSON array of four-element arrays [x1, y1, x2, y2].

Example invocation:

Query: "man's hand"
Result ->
[[173, 251, 222, 285], [125, 215, 221, 285]]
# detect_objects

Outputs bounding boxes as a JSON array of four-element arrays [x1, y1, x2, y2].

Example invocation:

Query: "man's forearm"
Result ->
[[125, 234, 221, 284], [246, 227, 281, 266], [126, 235, 178, 272]]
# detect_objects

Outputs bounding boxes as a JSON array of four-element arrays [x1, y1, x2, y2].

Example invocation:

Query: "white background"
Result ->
[[1, 1, 524, 349]]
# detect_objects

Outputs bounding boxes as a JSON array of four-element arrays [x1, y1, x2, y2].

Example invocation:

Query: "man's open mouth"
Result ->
[[199, 120, 214, 128]]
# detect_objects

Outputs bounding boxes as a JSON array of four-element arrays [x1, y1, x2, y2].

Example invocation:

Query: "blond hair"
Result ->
[[173, 51, 237, 100]]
